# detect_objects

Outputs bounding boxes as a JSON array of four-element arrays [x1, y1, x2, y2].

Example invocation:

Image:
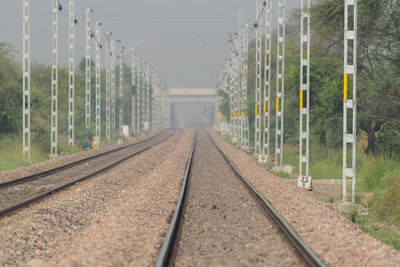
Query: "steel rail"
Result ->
[[0, 131, 173, 219], [155, 132, 196, 267], [0, 130, 169, 189], [207, 131, 326, 267]]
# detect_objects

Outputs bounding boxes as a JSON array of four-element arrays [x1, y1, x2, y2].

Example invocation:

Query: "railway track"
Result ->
[[0, 130, 173, 218], [156, 130, 326, 267]]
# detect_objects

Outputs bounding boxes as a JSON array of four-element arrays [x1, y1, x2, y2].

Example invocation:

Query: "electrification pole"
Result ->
[[275, 0, 286, 167], [343, 0, 357, 203], [51, 0, 59, 156], [111, 40, 116, 138], [138, 58, 143, 133], [242, 24, 250, 150], [22, 0, 31, 160], [68, 0, 75, 147], [131, 52, 136, 136], [298, 0, 312, 189], [228, 53, 234, 141], [262, 0, 272, 163], [145, 63, 150, 132], [105, 32, 111, 143], [254, 0, 262, 154], [119, 45, 124, 135], [85, 8, 92, 133], [95, 22, 101, 145]]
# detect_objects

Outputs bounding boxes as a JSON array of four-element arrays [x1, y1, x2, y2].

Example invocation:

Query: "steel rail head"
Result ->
[[206, 131, 326, 267], [0, 131, 174, 219], [155, 132, 197, 267], [0, 130, 170, 189]]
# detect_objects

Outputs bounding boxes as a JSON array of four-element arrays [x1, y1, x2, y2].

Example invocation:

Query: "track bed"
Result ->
[[173, 130, 306, 266]]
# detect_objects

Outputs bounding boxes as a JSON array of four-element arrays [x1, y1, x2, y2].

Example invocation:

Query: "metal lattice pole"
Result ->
[[343, 0, 357, 203], [85, 8, 92, 133], [229, 55, 234, 141], [22, 0, 31, 161], [138, 58, 144, 133], [51, 0, 59, 156], [119, 45, 124, 135], [131, 52, 136, 136], [233, 43, 239, 143], [95, 22, 101, 145], [68, 0, 75, 147], [299, 0, 311, 182], [152, 76, 157, 129], [263, 0, 272, 161], [105, 32, 111, 143], [275, 0, 285, 167], [145, 63, 150, 131], [111, 40, 116, 138], [242, 24, 250, 149], [254, 0, 262, 154]]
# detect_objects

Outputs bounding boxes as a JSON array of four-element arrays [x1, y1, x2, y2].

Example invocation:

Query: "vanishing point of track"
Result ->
[[0, 130, 173, 218], [156, 130, 326, 267]]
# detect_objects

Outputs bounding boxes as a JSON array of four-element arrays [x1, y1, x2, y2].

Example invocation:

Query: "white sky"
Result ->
[[0, 0, 300, 88]]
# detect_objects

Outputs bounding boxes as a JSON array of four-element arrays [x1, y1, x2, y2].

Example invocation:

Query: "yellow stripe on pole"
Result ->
[[276, 98, 279, 112], [255, 105, 258, 116], [300, 90, 303, 109], [238, 109, 240, 117], [344, 74, 348, 100], [242, 112, 244, 118], [264, 100, 266, 113]]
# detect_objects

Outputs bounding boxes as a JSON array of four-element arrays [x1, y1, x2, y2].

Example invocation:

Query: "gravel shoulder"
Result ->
[[174, 130, 305, 266], [0, 130, 164, 184], [209, 129, 400, 267], [0, 129, 193, 266]]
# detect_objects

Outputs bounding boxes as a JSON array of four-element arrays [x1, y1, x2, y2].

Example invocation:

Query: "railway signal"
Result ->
[[343, 0, 357, 203], [298, 0, 312, 190]]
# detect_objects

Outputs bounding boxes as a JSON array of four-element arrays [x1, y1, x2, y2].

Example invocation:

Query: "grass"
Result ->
[[347, 211, 400, 251], [0, 133, 135, 172], [0, 135, 49, 171]]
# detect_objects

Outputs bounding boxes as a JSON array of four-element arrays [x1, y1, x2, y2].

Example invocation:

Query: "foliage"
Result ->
[[0, 42, 134, 162]]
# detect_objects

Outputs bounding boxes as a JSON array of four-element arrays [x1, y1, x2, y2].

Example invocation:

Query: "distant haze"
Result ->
[[0, 0, 300, 88]]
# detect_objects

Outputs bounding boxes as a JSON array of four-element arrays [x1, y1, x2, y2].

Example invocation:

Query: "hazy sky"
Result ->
[[1, 0, 300, 88]]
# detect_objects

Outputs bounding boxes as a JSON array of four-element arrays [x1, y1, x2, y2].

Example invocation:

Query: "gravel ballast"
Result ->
[[0, 129, 194, 266], [210, 129, 400, 266], [174, 130, 305, 266], [0, 130, 164, 184], [0, 131, 172, 211]]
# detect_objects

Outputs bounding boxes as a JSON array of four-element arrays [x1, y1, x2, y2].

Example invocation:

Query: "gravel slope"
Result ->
[[0, 129, 193, 266], [210, 129, 400, 267], [174, 130, 305, 266]]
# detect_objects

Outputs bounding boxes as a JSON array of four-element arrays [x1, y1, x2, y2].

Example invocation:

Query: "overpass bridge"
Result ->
[[168, 88, 217, 129]]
